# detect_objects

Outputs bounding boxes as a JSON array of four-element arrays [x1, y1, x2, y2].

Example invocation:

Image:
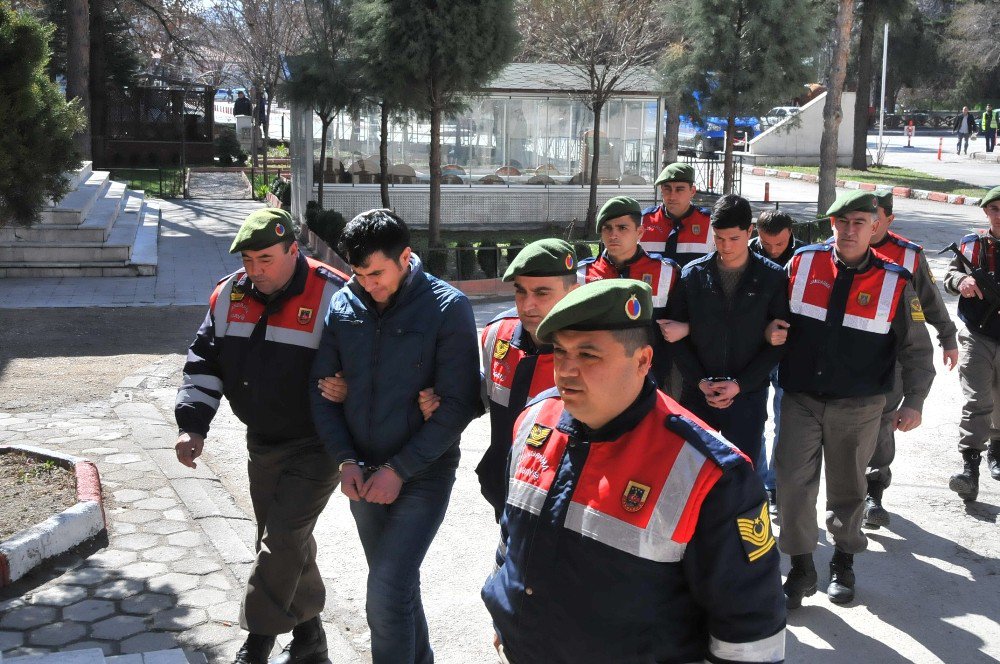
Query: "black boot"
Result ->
[[783, 553, 817, 609], [235, 634, 276, 664], [862, 482, 890, 529], [828, 549, 855, 604], [268, 616, 328, 664], [949, 450, 981, 502], [987, 441, 1000, 481]]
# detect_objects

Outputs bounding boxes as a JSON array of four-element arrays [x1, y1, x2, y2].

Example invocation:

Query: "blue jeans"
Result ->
[[350, 469, 456, 664], [758, 367, 781, 492]]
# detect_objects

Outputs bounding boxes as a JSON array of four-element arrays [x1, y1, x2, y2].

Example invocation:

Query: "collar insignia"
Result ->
[[297, 307, 313, 325], [857, 292, 871, 306]]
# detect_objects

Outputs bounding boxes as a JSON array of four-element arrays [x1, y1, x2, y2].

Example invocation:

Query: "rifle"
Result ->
[[940, 242, 1000, 327]]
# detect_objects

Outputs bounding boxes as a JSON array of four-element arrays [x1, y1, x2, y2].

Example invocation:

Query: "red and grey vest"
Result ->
[[780, 244, 910, 397], [640, 204, 714, 266], [956, 231, 1000, 338], [871, 230, 921, 275], [576, 249, 678, 313], [477, 310, 557, 517]]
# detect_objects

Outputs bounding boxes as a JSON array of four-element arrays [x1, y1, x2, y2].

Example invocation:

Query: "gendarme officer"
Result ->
[[482, 280, 786, 664]]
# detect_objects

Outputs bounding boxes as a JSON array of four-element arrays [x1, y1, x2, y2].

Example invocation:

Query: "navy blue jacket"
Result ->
[[309, 255, 481, 480]]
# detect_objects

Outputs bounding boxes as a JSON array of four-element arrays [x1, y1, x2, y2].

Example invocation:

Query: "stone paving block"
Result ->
[[207, 600, 240, 623], [63, 640, 114, 655], [60, 566, 114, 586], [111, 522, 138, 535], [29, 585, 88, 607], [93, 578, 145, 600], [64, 599, 116, 622], [166, 531, 203, 548], [120, 632, 181, 654], [115, 508, 161, 524], [151, 607, 209, 630], [134, 497, 178, 511], [121, 561, 169, 580], [0, 597, 27, 612], [114, 533, 160, 551], [106, 655, 144, 664], [143, 649, 194, 664], [86, 548, 138, 568], [163, 509, 188, 521], [180, 621, 237, 649], [81, 446, 121, 455], [178, 588, 228, 609], [141, 520, 188, 536], [148, 572, 200, 594], [113, 489, 150, 503], [141, 545, 187, 563], [27, 620, 87, 646], [202, 572, 233, 590], [196, 517, 255, 565], [153, 487, 176, 498], [0, 605, 58, 629], [0, 629, 25, 650], [104, 453, 144, 464], [91, 614, 146, 640], [181, 558, 223, 575], [171, 479, 245, 520], [120, 592, 174, 616]]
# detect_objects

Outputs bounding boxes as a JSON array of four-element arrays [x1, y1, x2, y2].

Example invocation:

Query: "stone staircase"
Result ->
[[0, 163, 159, 277], [0, 648, 202, 664]]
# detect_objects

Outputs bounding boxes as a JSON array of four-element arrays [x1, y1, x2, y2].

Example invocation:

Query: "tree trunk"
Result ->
[[88, 0, 106, 164], [429, 103, 442, 246], [851, 0, 877, 170], [724, 113, 736, 194], [66, 0, 91, 160], [586, 99, 604, 235], [380, 101, 390, 208], [663, 99, 680, 165], [818, 0, 855, 215], [318, 116, 329, 209]]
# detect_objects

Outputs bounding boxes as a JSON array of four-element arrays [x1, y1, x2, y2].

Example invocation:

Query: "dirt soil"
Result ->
[[0, 451, 77, 540], [0, 306, 205, 413]]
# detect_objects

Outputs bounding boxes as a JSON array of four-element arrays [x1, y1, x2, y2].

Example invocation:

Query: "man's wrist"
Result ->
[[338, 459, 357, 473]]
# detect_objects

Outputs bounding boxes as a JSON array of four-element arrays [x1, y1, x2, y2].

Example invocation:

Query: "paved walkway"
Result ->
[[187, 174, 252, 201]]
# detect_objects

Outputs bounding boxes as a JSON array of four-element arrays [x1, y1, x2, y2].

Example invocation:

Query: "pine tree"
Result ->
[[0, 3, 85, 225]]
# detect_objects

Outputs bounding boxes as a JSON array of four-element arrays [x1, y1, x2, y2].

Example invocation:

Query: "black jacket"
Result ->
[[667, 251, 789, 393], [953, 113, 978, 133]]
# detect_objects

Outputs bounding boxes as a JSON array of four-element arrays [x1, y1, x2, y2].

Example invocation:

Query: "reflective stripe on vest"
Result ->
[[641, 207, 715, 256], [873, 233, 920, 274], [961, 234, 998, 272], [789, 250, 904, 335], [482, 318, 524, 408], [507, 394, 723, 562], [579, 256, 676, 308]]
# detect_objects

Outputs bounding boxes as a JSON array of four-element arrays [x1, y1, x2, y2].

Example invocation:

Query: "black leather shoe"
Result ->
[[783, 554, 817, 609], [268, 616, 328, 664], [828, 549, 855, 604], [987, 441, 1000, 481], [949, 450, 981, 502], [235, 634, 276, 664]]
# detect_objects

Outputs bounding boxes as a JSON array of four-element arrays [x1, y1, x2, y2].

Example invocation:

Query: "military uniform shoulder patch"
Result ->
[[910, 297, 925, 322], [493, 338, 511, 360], [736, 502, 775, 563], [525, 424, 553, 448], [622, 480, 651, 513], [297, 307, 313, 325]]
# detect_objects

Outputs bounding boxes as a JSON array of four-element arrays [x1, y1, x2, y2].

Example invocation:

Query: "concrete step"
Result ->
[[104, 191, 145, 251], [129, 199, 159, 276], [0, 263, 150, 277], [0, 242, 130, 263], [5, 648, 105, 664], [65, 161, 95, 192], [0, 183, 131, 245], [39, 171, 111, 226]]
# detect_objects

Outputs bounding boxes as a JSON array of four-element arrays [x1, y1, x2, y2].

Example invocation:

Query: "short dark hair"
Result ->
[[710, 194, 753, 230], [338, 209, 411, 266], [756, 209, 795, 235], [611, 326, 653, 356], [599, 212, 642, 230]]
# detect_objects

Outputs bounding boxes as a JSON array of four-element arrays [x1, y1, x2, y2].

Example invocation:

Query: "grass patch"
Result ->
[[763, 165, 983, 198], [109, 168, 183, 199]]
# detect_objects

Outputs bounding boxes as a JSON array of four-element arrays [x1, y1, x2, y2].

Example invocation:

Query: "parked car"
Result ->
[[761, 106, 801, 129]]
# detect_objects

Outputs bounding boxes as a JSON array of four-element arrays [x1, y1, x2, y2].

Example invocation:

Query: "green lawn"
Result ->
[[109, 168, 183, 199], [764, 165, 983, 198]]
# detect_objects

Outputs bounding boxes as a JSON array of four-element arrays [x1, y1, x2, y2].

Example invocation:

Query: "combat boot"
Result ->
[[987, 441, 1000, 481], [827, 549, 855, 604], [234, 634, 275, 664], [862, 482, 890, 529], [268, 616, 328, 664], [949, 450, 981, 502], [783, 553, 817, 610]]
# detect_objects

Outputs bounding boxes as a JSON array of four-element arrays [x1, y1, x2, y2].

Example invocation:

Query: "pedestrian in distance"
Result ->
[[174, 208, 349, 664], [776, 191, 934, 609], [861, 191, 958, 529], [482, 279, 787, 664], [233, 90, 252, 117], [309, 209, 481, 664], [665, 194, 790, 469], [953, 106, 978, 155], [943, 185, 1000, 502], [578, 196, 685, 387], [982, 104, 998, 153]]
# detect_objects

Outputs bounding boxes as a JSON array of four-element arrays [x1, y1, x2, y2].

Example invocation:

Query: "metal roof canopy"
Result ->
[[479, 62, 660, 98]]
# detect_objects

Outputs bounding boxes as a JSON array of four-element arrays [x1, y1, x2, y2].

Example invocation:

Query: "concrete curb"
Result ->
[[747, 166, 982, 206], [0, 445, 106, 587]]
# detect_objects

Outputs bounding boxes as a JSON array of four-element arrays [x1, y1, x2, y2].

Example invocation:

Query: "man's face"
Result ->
[[241, 242, 298, 295], [984, 201, 1000, 236], [831, 212, 876, 263], [713, 226, 752, 264], [600, 215, 643, 263], [552, 329, 651, 430], [514, 276, 577, 340], [758, 228, 792, 261], [659, 182, 697, 216], [352, 248, 411, 304], [872, 207, 894, 243], [963, 106, 969, 114]]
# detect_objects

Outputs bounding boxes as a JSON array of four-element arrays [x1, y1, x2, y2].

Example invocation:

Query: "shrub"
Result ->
[[424, 244, 449, 278], [477, 241, 499, 278], [306, 208, 346, 249], [214, 130, 246, 166], [456, 242, 477, 279]]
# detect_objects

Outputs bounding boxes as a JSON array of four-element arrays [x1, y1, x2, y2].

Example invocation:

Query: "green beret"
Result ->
[[654, 162, 695, 186], [595, 196, 642, 233], [230, 208, 294, 253], [536, 280, 652, 343], [979, 186, 1000, 208], [874, 191, 893, 214], [825, 190, 877, 218], [502, 239, 577, 282]]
